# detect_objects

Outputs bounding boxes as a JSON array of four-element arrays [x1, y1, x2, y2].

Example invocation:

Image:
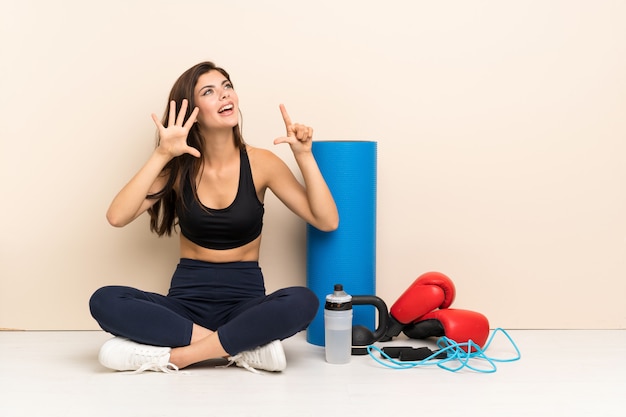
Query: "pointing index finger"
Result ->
[[279, 104, 292, 134]]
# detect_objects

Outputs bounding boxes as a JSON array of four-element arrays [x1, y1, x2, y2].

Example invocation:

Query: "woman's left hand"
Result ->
[[273, 104, 313, 154]]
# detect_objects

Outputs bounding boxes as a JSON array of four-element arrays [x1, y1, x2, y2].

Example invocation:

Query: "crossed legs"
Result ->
[[89, 285, 319, 369]]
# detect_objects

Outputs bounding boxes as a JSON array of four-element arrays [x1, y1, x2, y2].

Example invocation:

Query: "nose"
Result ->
[[221, 88, 230, 99]]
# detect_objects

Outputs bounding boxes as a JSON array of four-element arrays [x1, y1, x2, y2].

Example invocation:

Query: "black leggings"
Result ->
[[89, 258, 319, 355]]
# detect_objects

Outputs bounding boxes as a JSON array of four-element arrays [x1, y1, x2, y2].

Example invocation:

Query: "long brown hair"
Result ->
[[147, 61, 246, 236]]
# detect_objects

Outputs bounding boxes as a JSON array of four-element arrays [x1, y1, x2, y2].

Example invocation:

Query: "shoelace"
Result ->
[[225, 354, 262, 374], [130, 361, 180, 374], [125, 348, 180, 374]]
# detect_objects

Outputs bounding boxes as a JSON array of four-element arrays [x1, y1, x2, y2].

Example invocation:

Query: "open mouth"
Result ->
[[218, 104, 234, 113]]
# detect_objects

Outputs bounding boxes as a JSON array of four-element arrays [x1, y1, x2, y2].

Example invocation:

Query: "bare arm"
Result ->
[[106, 151, 172, 227], [270, 104, 339, 231], [106, 100, 200, 227]]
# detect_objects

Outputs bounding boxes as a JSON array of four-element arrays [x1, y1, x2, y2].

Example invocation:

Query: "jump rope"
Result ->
[[365, 328, 521, 373]]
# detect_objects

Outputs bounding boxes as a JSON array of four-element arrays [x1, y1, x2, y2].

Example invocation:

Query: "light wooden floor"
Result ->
[[0, 330, 624, 417]]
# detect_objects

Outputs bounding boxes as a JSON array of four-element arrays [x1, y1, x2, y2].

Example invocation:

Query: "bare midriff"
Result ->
[[178, 234, 262, 263]]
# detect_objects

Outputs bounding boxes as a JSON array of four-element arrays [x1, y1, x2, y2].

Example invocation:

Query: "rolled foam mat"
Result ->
[[306, 141, 377, 346]]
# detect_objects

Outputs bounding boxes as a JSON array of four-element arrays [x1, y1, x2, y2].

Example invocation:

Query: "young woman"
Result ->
[[89, 61, 339, 373]]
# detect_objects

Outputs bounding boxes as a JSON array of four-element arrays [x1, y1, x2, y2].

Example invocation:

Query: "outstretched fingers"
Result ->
[[175, 99, 189, 126], [184, 106, 200, 128], [168, 100, 178, 126], [150, 99, 201, 158], [153, 100, 198, 129], [151, 112, 163, 129]]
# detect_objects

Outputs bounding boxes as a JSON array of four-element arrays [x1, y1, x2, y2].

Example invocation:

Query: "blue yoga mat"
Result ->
[[306, 140, 377, 346]]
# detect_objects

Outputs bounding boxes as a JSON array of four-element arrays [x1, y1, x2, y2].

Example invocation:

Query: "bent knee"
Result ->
[[288, 286, 320, 322], [88, 286, 123, 319]]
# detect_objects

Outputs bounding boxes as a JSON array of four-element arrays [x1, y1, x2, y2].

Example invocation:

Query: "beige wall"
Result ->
[[1, 0, 624, 330]]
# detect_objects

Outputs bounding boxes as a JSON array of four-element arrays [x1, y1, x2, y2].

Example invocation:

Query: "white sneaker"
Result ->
[[98, 337, 177, 373], [228, 340, 286, 373]]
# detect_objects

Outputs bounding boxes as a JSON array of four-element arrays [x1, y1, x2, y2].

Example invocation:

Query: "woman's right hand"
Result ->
[[151, 99, 201, 159]]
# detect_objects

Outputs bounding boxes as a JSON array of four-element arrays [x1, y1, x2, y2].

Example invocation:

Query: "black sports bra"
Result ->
[[176, 148, 264, 250]]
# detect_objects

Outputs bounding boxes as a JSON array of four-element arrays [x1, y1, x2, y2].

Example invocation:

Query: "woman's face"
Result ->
[[193, 70, 239, 131]]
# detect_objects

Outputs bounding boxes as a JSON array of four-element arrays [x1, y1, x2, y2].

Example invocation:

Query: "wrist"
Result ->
[[293, 148, 314, 160], [152, 147, 175, 164]]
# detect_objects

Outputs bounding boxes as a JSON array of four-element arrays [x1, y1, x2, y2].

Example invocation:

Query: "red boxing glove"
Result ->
[[391, 272, 456, 321], [385, 272, 456, 339], [403, 308, 490, 350]]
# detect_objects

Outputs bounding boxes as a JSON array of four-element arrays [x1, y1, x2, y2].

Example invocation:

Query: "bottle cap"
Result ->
[[325, 283, 352, 310]]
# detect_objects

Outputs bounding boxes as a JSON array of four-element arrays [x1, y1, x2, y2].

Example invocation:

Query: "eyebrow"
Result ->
[[198, 79, 231, 93]]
